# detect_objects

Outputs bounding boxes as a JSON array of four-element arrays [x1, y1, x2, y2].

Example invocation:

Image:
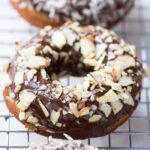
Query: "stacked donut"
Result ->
[[30, 134, 98, 150], [10, 0, 134, 28], [2, 22, 143, 139]]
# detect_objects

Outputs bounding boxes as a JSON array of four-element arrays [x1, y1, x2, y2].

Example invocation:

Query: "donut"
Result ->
[[10, 0, 134, 28], [30, 134, 98, 150], [2, 22, 144, 139]]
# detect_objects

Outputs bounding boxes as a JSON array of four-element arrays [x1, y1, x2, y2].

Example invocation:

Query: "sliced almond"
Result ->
[[96, 95, 108, 104], [80, 38, 95, 57], [50, 110, 60, 125], [82, 91, 91, 99], [111, 100, 123, 114], [119, 76, 135, 86], [83, 59, 97, 67], [26, 56, 50, 69], [19, 46, 35, 58], [95, 52, 106, 70], [113, 55, 136, 70], [100, 104, 112, 117], [105, 90, 119, 102], [63, 29, 77, 46], [18, 90, 36, 111], [52, 31, 66, 49], [69, 103, 79, 118], [120, 92, 134, 106], [112, 83, 123, 92], [26, 69, 37, 81], [40, 69, 47, 80], [19, 111, 26, 121], [38, 100, 49, 117], [14, 71, 24, 85], [112, 66, 122, 81], [96, 43, 107, 59], [89, 115, 101, 123], [27, 115, 39, 124], [79, 107, 90, 117], [14, 85, 22, 93]]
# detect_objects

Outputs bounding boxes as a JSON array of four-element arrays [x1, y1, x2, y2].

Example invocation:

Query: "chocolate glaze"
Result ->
[[6, 22, 143, 139]]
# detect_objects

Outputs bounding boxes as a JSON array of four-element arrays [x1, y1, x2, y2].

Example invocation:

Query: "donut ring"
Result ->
[[2, 22, 143, 139], [10, 0, 134, 28]]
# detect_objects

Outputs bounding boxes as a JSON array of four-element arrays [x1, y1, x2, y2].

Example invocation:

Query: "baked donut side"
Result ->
[[9, 0, 134, 28], [9, 0, 61, 28], [3, 87, 139, 138], [2, 22, 144, 139]]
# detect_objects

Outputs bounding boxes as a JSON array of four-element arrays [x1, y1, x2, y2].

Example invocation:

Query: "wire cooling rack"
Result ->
[[0, 0, 150, 149]]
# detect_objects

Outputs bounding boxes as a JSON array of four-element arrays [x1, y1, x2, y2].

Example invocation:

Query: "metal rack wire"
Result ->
[[0, 0, 150, 149]]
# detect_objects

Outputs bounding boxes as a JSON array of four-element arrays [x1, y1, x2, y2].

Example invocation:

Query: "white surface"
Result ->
[[0, 0, 150, 149]]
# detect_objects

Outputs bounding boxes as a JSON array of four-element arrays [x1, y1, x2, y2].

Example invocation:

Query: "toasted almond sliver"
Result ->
[[19, 111, 26, 121], [50, 110, 60, 125], [113, 55, 136, 70], [105, 90, 119, 102], [26, 56, 50, 69], [27, 115, 39, 124], [121, 92, 134, 106], [18, 90, 36, 110], [26, 69, 37, 81], [96, 95, 108, 104], [52, 31, 66, 49], [112, 83, 123, 92], [100, 103, 112, 117], [69, 103, 79, 118], [119, 76, 135, 86], [79, 107, 90, 117], [89, 115, 101, 123], [80, 38, 95, 57], [111, 100, 123, 114], [14, 71, 24, 85], [38, 100, 49, 117]]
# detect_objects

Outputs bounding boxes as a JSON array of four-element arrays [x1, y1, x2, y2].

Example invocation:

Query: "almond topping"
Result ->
[[52, 31, 66, 49], [18, 90, 36, 111], [111, 100, 123, 114], [69, 103, 79, 118], [96, 95, 108, 104], [50, 110, 60, 125], [114, 55, 136, 70], [27, 115, 39, 124], [83, 59, 97, 67], [89, 115, 101, 123], [38, 100, 49, 117], [112, 83, 123, 92], [26, 69, 37, 81], [120, 92, 134, 106], [14, 72, 24, 85], [119, 76, 135, 86], [100, 104, 112, 117], [79, 107, 90, 117], [80, 38, 95, 57], [19, 111, 26, 121], [96, 43, 107, 59], [105, 90, 119, 102], [26, 56, 50, 69]]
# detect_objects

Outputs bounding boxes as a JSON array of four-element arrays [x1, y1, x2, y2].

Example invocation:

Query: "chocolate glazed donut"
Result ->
[[2, 22, 144, 139], [10, 0, 134, 28]]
